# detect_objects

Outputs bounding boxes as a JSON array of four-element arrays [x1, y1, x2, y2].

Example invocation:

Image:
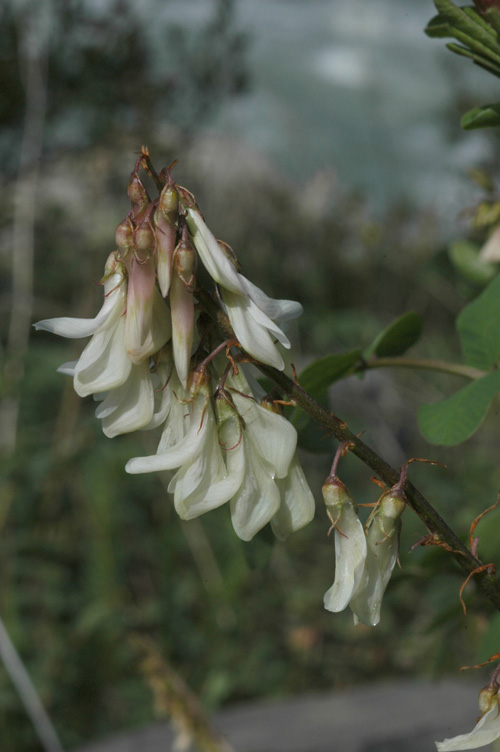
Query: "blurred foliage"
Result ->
[[3, 2, 500, 752]]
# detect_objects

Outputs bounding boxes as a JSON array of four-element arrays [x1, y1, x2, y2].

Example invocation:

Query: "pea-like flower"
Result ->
[[35, 253, 134, 397], [186, 207, 302, 371], [322, 473, 367, 614], [349, 484, 405, 627], [436, 685, 500, 751]]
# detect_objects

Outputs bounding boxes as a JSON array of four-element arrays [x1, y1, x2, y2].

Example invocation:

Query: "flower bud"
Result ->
[[154, 185, 179, 297], [133, 221, 155, 262], [115, 216, 134, 260], [158, 182, 179, 224], [174, 236, 197, 292], [128, 173, 150, 216]]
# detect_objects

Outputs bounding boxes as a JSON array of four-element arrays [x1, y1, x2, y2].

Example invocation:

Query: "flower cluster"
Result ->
[[322, 444, 408, 626], [35, 151, 314, 540]]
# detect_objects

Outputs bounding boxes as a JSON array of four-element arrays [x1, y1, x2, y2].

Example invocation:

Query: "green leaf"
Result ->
[[447, 44, 500, 80], [434, 0, 500, 60], [365, 312, 422, 358], [418, 370, 500, 445], [425, 13, 453, 38], [448, 28, 500, 66], [448, 239, 497, 284], [298, 349, 362, 396], [461, 102, 500, 129], [485, 7, 500, 37], [457, 273, 500, 369]]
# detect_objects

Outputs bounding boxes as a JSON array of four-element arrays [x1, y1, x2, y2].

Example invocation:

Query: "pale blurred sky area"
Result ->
[[169, 0, 497, 216]]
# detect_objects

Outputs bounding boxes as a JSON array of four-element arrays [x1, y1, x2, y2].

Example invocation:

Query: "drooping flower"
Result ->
[[125, 385, 207, 476], [271, 453, 316, 541], [436, 685, 500, 751], [322, 470, 367, 614], [186, 207, 302, 370], [35, 252, 133, 397], [349, 482, 406, 627], [94, 360, 154, 438]]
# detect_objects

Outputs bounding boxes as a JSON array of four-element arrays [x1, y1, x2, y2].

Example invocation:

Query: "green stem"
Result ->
[[359, 356, 486, 380]]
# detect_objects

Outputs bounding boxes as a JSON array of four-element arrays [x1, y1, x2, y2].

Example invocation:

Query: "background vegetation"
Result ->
[[2, 0, 500, 750]]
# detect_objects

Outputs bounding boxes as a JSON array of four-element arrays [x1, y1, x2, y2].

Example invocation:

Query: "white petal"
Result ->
[[237, 274, 303, 322], [125, 388, 208, 474], [125, 281, 172, 365], [57, 361, 77, 376], [35, 316, 104, 338], [186, 208, 244, 294], [170, 272, 194, 388], [156, 387, 191, 453], [171, 411, 242, 520], [230, 390, 297, 478], [74, 316, 132, 397], [34, 267, 126, 338], [323, 503, 367, 613], [96, 361, 154, 438], [230, 434, 281, 541], [246, 296, 291, 348], [271, 455, 315, 541], [221, 288, 285, 370], [436, 703, 500, 751], [139, 355, 174, 431], [349, 519, 400, 627]]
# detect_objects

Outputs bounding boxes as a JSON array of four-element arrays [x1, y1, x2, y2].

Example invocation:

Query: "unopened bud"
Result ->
[[322, 477, 354, 527], [128, 173, 150, 216], [115, 216, 134, 259], [159, 183, 179, 224], [479, 685, 498, 715], [133, 221, 155, 262], [174, 237, 197, 292]]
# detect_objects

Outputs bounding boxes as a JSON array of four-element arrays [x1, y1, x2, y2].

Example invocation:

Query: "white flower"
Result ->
[[34, 252, 125, 341], [185, 207, 244, 294], [436, 686, 500, 751], [322, 479, 367, 613], [125, 377, 212, 475], [169, 403, 244, 521], [36, 253, 133, 397], [186, 207, 302, 370], [94, 360, 154, 438], [271, 454, 316, 541], [228, 426, 281, 541], [349, 488, 405, 627], [123, 254, 172, 364], [228, 372, 297, 479], [139, 348, 175, 431]]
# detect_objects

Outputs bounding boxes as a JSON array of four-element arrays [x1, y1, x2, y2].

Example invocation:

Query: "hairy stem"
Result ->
[[259, 361, 500, 610], [198, 288, 500, 611]]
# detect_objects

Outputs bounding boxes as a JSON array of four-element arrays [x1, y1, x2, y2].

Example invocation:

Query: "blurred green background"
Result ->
[[3, 0, 500, 750]]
